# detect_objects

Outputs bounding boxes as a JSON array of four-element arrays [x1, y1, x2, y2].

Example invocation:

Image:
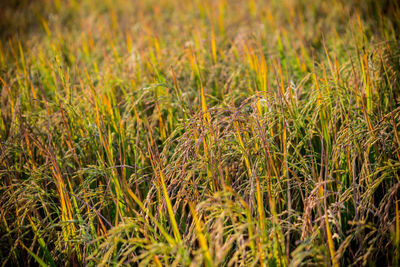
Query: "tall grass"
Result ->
[[1, 0, 400, 266]]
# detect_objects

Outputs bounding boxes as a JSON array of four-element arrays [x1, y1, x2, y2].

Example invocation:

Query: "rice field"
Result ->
[[1, 0, 400, 266]]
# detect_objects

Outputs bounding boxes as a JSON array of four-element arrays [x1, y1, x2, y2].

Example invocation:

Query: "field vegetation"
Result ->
[[1, 0, 400, 266]]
